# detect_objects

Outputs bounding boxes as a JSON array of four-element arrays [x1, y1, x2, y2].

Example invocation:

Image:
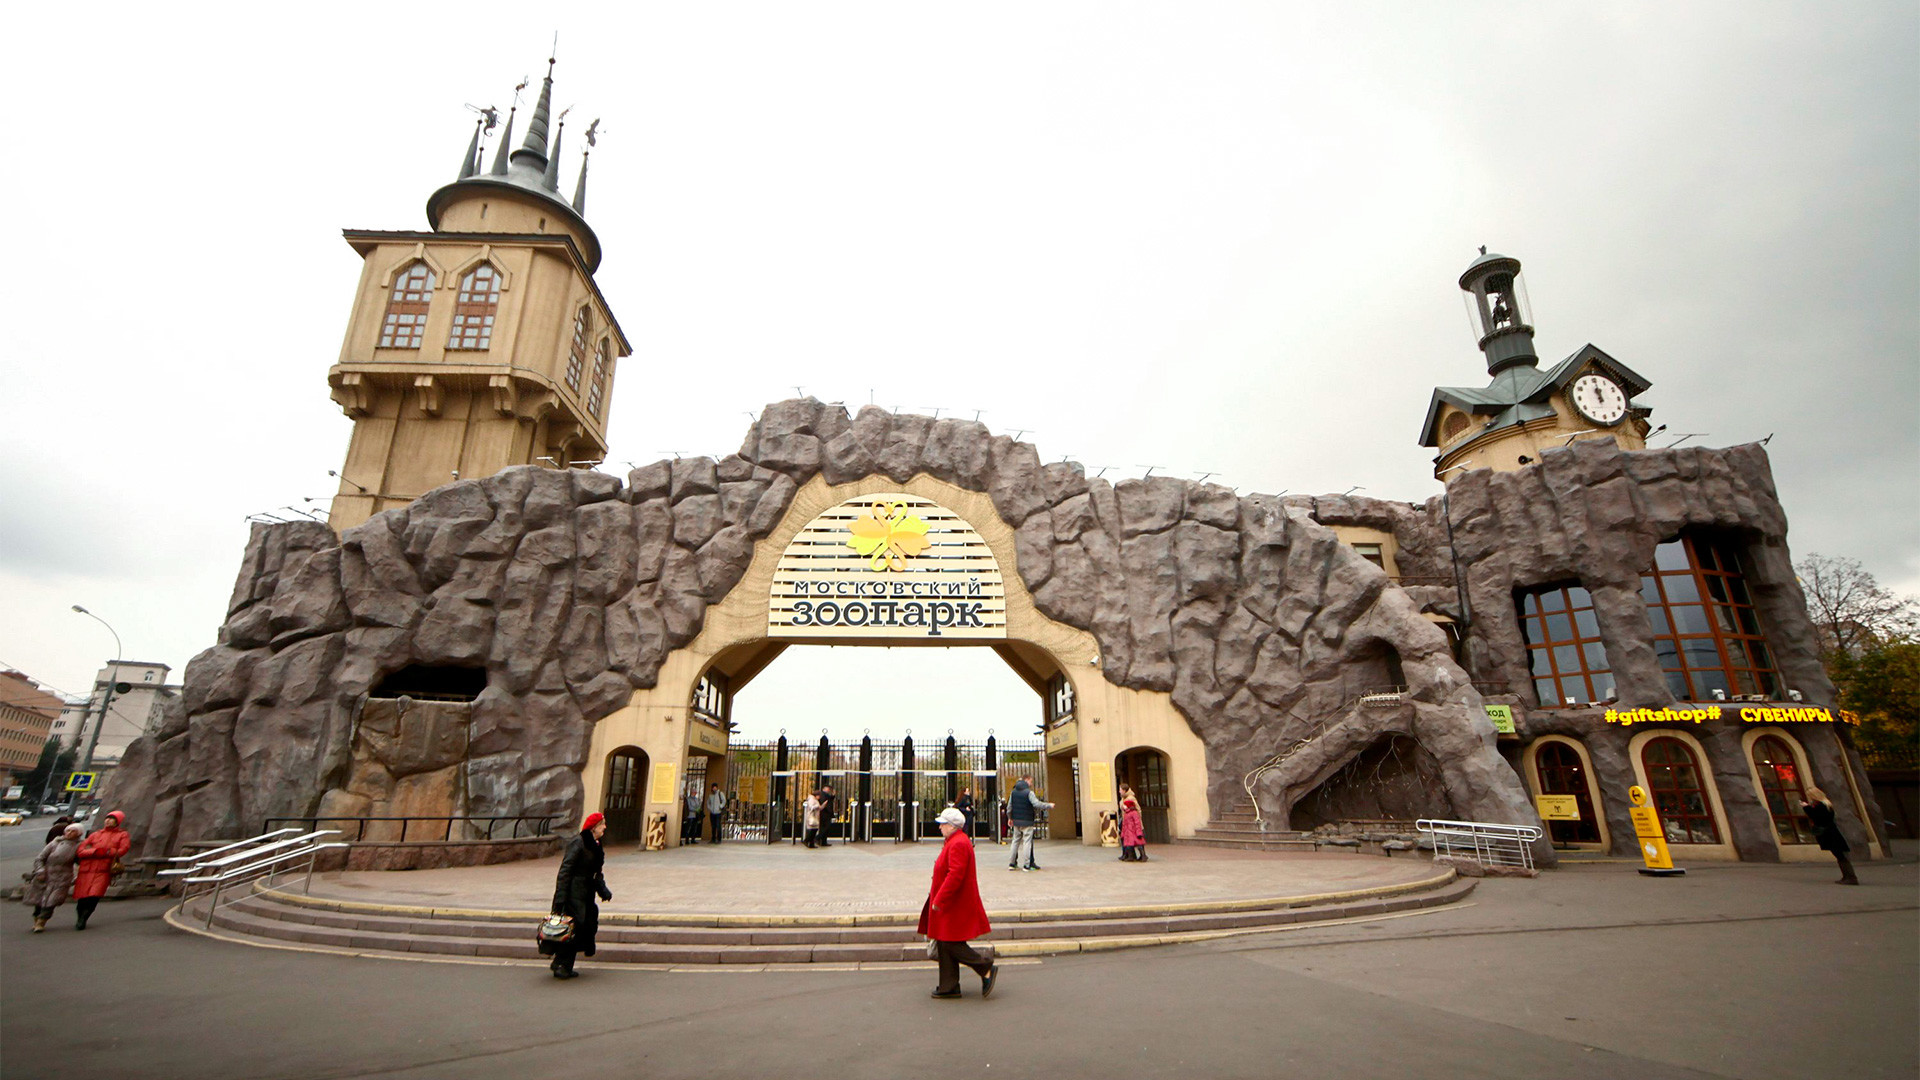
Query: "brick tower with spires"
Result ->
[[325, 57, 628, 531]]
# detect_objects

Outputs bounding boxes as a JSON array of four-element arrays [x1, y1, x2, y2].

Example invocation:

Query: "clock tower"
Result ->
[[325, 59, 630, 531], [1417, 250, 1653, 482]]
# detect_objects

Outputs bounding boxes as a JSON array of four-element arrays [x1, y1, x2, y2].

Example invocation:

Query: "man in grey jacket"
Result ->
[[1006, 776, 1053, 871], [705, 784, 728, 844]]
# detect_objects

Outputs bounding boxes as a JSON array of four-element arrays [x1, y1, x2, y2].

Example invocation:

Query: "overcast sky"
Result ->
[[2, 3, 1913, 742]]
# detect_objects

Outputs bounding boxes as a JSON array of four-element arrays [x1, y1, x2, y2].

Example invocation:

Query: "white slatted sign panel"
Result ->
[[768, 493, 1006, 640]]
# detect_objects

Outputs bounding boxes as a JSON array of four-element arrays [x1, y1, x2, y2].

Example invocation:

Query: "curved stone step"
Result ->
[[169, 870, 1472, 965]]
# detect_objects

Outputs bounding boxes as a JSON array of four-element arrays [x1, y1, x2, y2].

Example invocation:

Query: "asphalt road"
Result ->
[[2, 853, 1914, 1080]]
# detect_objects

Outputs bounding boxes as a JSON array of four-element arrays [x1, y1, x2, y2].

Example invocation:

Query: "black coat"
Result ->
[[1804, 800, 1850, 855], [541, 830, 609, 956]]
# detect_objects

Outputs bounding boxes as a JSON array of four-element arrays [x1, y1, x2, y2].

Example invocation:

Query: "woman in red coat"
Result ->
[[919, 807, 997, 999], [72, 810, 131, 930]]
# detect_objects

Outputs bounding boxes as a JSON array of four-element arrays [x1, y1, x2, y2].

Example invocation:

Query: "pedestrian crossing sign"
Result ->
[[64, 772, 98, 793]]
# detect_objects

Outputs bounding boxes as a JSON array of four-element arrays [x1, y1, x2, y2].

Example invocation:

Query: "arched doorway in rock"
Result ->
[[602, 746, 649, 844], [1115, 746, 1171, 844]]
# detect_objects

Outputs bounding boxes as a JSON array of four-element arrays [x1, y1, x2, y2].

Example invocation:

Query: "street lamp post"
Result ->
[[69, 605, 123, 812]]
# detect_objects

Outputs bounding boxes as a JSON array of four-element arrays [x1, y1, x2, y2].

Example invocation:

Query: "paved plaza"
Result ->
[[3, 839, 1915, 1080], [298, 838, 1443, 917]]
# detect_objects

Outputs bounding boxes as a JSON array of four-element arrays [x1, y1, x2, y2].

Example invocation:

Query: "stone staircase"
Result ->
[[1180, 799, 1320, 852], [172, 870, 1471, 965]]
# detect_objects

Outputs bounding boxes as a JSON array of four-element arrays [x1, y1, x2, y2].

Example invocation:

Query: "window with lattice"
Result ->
[[1640, 535, 1780, 700], [1642, 736, 1720, 843], [447, 264, 499, 350], [588, 340, 609, 418], [1517, 583, 1615, 707], [566, 307, 589, 391], [378, 261, 435, 348]]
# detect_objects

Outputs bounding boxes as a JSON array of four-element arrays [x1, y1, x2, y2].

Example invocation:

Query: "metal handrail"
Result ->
[[1416, 817, 1543, 871], [163, 829, 349, 927], [262, 815, 556, 843], [159, 828, 304, 868]]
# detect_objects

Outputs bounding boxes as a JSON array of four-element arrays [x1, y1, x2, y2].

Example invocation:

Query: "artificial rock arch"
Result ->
[[100, 398, 1536, 860]]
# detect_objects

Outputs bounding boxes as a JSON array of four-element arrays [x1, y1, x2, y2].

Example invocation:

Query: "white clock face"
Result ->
[[1570, 374, 1628, 426]]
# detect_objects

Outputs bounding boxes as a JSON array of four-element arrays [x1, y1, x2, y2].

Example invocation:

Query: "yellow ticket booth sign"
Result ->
[[1535, 794, 1581, 821], [1627, 785, 1683, 875]]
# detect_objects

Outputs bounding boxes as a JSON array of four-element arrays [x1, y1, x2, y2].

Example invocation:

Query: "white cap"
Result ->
[[934, 807, 966, 827]]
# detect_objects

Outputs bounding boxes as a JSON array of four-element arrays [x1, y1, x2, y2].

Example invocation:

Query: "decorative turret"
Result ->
[[1459, 247, 1538, 375], [425, 57, 603, 270], [325, 58, 629, 532], [1419, 249, 1654, 481]]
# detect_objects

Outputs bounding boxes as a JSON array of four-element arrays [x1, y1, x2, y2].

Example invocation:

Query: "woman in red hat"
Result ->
[[542, 812, 612, 979], [919, 806, 997, 999], [72, 810, 131, 930]]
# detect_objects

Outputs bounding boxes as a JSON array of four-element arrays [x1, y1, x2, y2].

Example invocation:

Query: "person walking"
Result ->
[[41, 815, 74, 845], [24, 824, 82, 933], [542, 811, 613, 979], [1802, 788, 1859, 885], [682, 786, 704, 844], [803, 790, 823, 849], [1118, 783, 1148, 862], [954, 788, 975, 838], [705, 784, 727, 844], [1006, 776, 1053, 872], [72, 810, 131, 930], [920, 807, 997, 1000]]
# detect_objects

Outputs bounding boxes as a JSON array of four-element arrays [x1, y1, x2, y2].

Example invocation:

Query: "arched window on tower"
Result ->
[[566, 307, 590, 391], [588, 340, 610, 418], [378, 261, 435, 348], [447, 263, 500, 350]]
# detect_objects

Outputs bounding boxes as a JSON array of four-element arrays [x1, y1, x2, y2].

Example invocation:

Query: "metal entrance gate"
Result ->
[[717, 736, 1041, 843]]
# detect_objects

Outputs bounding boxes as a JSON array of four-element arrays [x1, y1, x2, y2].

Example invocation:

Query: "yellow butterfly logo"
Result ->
[[846, 499, 931, 572]]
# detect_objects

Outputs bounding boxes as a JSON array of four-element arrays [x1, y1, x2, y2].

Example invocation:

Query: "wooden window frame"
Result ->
[[1750, 733, 1816, 844], [378, 261, 435, 349], [587, 339, 609, 418], [1640, 534, 1780, 701], [1641, 735, 1721, 844], [1516, 582, 1616, 707], [1533, 740, 1603, 844], [446, 264, 499, 350], [566, 307, 590, 391]]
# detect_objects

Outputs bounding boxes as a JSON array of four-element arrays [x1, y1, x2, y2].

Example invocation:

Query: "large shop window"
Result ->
[[1641, 736, 1720, 844], [1534, 741, 1601, 844], [378, 261, 436, 348], [447, 264, 500, 350], [1640, 535, 1780, 700], [1751, 735, 1815, 844], [1517, 583, 1615, 707]]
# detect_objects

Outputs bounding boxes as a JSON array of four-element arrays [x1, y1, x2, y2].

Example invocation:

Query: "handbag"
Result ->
[[537, 914, 575, 944], [925, 937, 938, 960]]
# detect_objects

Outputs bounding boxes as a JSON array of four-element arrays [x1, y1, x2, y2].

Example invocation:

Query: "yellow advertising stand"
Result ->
[[1627, 785, 1686, 877]]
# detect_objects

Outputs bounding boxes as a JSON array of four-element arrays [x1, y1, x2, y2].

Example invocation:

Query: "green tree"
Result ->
[[1798, 554, 1920, 768]]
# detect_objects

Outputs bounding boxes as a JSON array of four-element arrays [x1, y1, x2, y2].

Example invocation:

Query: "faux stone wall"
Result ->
[[1306, 439, 1881, 858], [105, 400, 1856, 866]]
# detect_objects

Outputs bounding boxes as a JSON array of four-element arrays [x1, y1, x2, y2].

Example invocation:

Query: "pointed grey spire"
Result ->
[[542, 116, 566, 192], [511, 59, 557, 169], [458, 118, 483, 179], [490, 105, 517, 176], [572, 153, 590, 212]]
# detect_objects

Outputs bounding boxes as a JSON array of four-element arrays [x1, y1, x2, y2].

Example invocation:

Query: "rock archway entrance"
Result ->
[[100, 399, 1540, 864]]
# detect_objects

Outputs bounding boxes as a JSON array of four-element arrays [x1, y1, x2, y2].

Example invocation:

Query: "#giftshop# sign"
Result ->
[[1603, 704, 1853, 726], [769, 495, 1007, 641]]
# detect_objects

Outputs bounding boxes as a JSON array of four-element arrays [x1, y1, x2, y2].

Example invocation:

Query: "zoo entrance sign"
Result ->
[[768, 494, 1007, 641]]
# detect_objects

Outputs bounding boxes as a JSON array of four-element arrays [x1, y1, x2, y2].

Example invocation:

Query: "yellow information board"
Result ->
[[649, 762, 678, 806], [1086, 761, 1114, 803], [1627, 785, 1676, 871], [64, 772, 97, 793], [1535, 794, 1581, 821]]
